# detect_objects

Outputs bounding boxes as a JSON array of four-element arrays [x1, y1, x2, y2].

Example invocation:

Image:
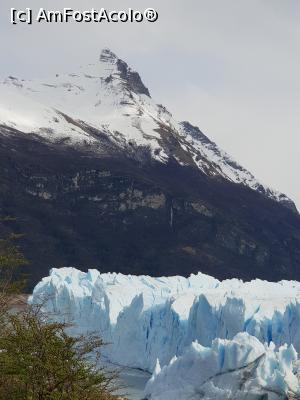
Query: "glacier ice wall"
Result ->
[[144, 332, 300, 400], [30, 267, 300, 373]]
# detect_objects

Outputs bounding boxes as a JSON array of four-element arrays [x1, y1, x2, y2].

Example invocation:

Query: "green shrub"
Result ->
[[0, 231, 121, 400]]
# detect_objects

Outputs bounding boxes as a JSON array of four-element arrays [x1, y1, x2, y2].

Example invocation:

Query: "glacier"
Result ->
[[30, 267, 300, 398], [30, 267, 300, 371], [144, 333, 300, 400]]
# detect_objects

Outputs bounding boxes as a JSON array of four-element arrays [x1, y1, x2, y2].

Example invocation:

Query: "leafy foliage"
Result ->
[[0, 229, 122, 400], [0, 308, 119, 399], [0, 232, 27, 316]]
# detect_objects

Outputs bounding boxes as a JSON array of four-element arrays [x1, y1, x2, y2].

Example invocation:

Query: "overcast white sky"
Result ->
[[1, 0, 300, 208]]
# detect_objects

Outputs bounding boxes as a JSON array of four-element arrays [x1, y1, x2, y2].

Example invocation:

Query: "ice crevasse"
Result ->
[[30, 267, 300, 399]]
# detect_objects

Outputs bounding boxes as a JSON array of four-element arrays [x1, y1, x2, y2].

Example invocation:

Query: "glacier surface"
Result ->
[[30, 268, 300, 369], [145, 333, 300, 400]]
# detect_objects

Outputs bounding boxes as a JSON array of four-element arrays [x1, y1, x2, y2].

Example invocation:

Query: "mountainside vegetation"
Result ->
[[1, 130, 300, 290], [0, 233, 122, 400]]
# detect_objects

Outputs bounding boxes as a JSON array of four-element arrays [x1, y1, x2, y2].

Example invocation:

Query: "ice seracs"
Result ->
[[30, 268, 300, 399], [0, 48, 295, 210], [30, 268, 300, 370], [144, 333, 300, 400]]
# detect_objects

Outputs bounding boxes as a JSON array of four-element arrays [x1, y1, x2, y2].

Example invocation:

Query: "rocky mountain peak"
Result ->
[[0, 50, 295, 211], [99, 48, 118, 64], [99, 48, 150, 97], [115, 58, 151, 97]]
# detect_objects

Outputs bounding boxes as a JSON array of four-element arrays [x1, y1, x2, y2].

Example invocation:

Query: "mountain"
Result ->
[[0, 48, 300, 288]]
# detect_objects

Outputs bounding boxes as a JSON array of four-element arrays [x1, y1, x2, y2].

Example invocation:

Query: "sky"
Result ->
[[1, 0, 300, 208]]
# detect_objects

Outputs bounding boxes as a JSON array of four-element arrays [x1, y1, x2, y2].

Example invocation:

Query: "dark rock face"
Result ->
[[116, 59, 151, 97], [99, 48, 151, 97], [1, 127, 300, 290]]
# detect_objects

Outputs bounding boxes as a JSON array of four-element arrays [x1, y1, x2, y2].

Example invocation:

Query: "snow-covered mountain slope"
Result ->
[[0, 48, 295, 210], [31, 268, 300, 375]]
